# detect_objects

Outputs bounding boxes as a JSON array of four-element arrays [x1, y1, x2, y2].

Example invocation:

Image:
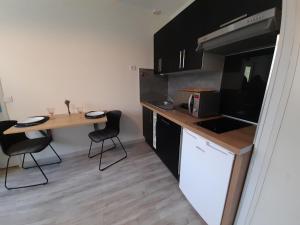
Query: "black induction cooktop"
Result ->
[[197, 117, 252, 134]]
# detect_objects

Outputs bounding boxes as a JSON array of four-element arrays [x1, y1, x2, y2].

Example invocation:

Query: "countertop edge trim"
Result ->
[[141, 102, 254, 155]]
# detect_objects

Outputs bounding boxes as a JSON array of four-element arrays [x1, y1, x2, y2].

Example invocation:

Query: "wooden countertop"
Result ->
[[4, 113, 107, 135], [141, 102, 256, 155]]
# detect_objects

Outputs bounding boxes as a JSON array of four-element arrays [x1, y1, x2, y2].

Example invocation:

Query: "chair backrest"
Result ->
[[0, 120, 28, 154], [105, 110, 122, 135]]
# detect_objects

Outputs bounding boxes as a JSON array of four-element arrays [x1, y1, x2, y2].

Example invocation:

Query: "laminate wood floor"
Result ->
[[0, 142, 206, 225]]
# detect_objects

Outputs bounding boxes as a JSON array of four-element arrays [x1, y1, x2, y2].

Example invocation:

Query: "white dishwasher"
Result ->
[[179, 128, 235, 225]]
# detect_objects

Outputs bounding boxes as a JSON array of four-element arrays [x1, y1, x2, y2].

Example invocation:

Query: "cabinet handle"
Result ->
[[182, 49, 186, 69], [206, 141, 227, 155], [185, 130, 197, 139], [188, 94, 193, 114], [179, 51, 182, 69], [219, 14, 248, 28], [158, 58, 162, 72], [196, 146, 206, 153]]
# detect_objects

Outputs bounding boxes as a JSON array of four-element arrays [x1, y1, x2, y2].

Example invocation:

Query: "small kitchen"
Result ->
[[140, 1, 282, 225], [0, 0, 299, 224]]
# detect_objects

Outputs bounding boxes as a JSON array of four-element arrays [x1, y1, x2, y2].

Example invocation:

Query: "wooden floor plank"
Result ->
[[0, 142, 206, 225]]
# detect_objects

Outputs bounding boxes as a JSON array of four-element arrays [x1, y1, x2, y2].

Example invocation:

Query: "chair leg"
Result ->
[[49, 144, 62, 162], [4, 157, 11, 190], [111, 138, 116, 147], [22, 154, 26, 168], [88, 139, 117, 158], [116, 137, 128, 158], [88, 141, 94, 158], [99, 140, 105, 171], [5, 154, 48, 190], [22, 144, 62, 169], [99, 137, 127, 171]]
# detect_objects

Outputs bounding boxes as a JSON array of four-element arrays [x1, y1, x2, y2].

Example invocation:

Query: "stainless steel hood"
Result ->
[[196, 8, 281, 55]]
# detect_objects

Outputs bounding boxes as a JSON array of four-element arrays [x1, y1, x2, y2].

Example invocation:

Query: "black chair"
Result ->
[[0, 120, 61, 190], [88, 110, 127, 171]]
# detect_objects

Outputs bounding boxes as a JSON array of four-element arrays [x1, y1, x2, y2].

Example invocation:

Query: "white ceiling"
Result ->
[[118, 0, 192, 16]]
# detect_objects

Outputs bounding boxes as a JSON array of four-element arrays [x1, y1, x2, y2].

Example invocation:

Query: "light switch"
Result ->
[[3, 96, 13, 103], [129, 65, 137, 71]]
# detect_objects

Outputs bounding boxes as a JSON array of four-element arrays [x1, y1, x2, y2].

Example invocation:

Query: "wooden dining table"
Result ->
[[4, 113, 107, 135]]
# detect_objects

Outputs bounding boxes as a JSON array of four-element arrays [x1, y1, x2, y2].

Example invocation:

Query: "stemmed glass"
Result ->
[[47, 108, 55, 119], [76, 107, 84, 117]]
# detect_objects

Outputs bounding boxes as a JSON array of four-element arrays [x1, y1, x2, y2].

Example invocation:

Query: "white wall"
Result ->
[[250, 43, 300, 225], [235, 0, 300, 224], [249, 1, 300, 222], [0, 0, 169, 163]]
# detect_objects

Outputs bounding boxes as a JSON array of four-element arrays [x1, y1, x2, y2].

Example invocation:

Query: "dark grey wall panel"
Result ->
[[139, 69, 168, 102]]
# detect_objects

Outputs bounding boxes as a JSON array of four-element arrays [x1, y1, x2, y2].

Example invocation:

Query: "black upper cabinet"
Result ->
[[154, 13, 185, 74], [241, 0, 282, 17], [154, 0, 281, 75], [154, 28, 166, 74], [175, 1, 205, 71]]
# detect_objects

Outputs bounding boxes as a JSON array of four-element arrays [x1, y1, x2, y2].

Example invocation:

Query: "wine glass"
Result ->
[[76, 107, 84, 117], [47, 108, 55, 118]]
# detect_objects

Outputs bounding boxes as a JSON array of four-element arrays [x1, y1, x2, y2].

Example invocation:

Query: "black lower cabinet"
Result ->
[[143, 107, 153, 147], [156, 115, 181, 180]]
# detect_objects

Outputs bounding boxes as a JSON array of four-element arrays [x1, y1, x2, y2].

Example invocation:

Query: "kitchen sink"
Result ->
[[152, 100, 174, 110]]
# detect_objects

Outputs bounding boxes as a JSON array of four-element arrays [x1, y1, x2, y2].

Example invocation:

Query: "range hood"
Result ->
[[196, 8, 281, 55]]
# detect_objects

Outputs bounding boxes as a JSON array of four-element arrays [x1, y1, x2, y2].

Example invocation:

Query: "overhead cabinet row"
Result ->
[[154, 0, 281, 75]]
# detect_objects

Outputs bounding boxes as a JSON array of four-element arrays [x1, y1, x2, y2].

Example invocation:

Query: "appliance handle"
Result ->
[[185, 130, 197, 140], [158, 58, 162, 72], [179, 51, 182, 69], [183, 49, 186, 69], [196, 146, 206, 153], [188, 94, 193, 114], [206, 141, 228, 155]]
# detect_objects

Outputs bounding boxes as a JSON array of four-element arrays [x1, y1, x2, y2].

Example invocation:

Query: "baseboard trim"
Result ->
[[0, 138, 146, 169], [122, 137, 145, 147]]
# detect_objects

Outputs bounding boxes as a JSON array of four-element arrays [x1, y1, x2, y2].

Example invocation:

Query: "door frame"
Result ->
[[235, 0, 300, 224], [0, 78, 10, 168]]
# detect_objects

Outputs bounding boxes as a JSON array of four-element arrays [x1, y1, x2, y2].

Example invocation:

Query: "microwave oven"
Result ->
[[174, 89, 220, 118]]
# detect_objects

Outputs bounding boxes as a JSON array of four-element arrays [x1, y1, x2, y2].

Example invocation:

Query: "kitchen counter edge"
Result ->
[[141, 102, 256, 155]]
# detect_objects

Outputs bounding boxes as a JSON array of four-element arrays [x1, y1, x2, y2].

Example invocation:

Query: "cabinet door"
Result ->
[[178, 0, 244, 71], [167, 15, 185, 73], [142, 107, 153, 147], [180, 38, 203, 71], [154, 32, 162, 74], [154, 27, 168, 74], [156, 115, 181, 179], [154, 8, 189, 74], [180, 129, 234, 225], [154, 0, 281, 74], [174, 1, 206, 71]]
